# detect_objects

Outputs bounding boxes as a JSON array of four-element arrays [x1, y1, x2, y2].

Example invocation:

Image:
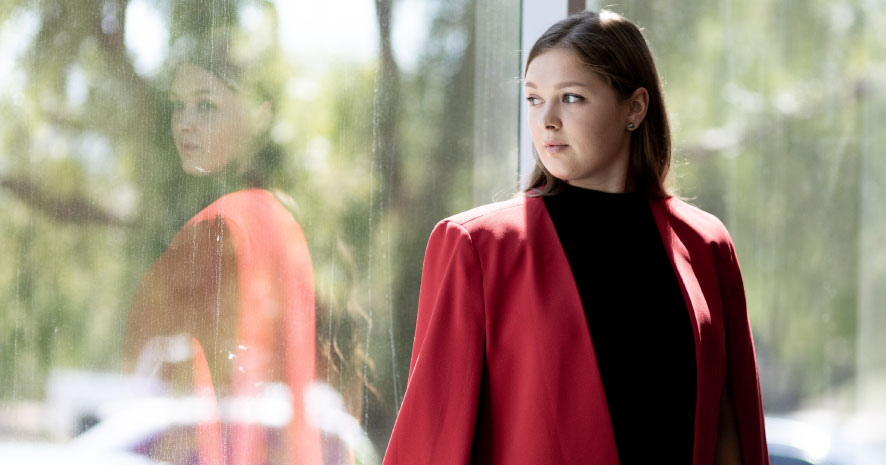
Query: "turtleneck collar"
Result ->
[[553, 183, 644, 207]]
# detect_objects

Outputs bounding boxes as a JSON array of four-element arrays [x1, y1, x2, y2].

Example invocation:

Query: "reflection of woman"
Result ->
[[123, 39, 322, 465], [385, 11, 768, 465]]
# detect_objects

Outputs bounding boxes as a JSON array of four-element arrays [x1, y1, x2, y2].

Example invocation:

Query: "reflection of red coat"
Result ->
[[384, 194, 769, 465], [186, 189, 320, 465], [126, 189, 321, 465]]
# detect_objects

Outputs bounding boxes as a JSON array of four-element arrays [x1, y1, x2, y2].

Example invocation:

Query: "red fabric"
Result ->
[[186, 189, 321, 465], [127, 189, 322, 465], [384, 194, 769, 465]]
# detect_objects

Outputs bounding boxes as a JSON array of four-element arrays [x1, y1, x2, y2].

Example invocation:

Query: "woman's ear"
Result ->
[[626, 87, 649, 130]]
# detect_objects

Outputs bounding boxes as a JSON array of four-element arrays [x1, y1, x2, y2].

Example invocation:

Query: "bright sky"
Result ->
[[0, 9, 39, 103], [125, 0, 169, 76], [0, 0, 432, 126], [274, 0, 378, 63], [122, 0, 430, 76]]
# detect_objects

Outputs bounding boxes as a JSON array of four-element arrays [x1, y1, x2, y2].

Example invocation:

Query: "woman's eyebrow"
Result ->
[[556, 81, 590, 89], [523, 81, 590, 89], [169, 89, 213, 99]]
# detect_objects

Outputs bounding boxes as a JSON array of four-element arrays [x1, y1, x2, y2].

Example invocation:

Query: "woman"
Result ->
[[123, 35, 323, 465], [383, 10, 768, 465]]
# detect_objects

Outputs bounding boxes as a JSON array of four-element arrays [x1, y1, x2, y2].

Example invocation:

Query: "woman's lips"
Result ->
[[544, 143, 569, 154], [179, 141, 200, 153]]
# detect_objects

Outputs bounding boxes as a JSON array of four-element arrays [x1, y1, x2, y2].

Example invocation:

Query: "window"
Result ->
[[1, 1, 883, 463], [0, 0, 518, 462]]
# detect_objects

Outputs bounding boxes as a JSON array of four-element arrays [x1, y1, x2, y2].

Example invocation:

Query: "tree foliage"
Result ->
[[0, 0, 884, 451]]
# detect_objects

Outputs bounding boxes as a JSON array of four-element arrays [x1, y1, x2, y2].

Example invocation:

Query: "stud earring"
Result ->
[[626, 122, 636, 131]]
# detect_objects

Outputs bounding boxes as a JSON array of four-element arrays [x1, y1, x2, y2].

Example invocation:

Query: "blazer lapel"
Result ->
[[522, 196, 620, 464], [648, 196, 711, 465]]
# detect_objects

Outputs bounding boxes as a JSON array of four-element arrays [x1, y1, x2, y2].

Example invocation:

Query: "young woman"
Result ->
[[123, 36, 323, 465], [384, 10, 768, 465]]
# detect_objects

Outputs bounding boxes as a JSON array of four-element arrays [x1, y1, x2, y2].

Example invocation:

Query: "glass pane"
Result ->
[[0, 0, 519, 463]]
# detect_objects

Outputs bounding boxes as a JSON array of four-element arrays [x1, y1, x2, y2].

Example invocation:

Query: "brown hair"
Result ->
[[168, 30, 282, 189], [524, 10, 671, 197]]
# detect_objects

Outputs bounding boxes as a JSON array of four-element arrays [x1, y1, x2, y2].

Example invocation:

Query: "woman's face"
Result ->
[[524, 48, 634, 193], [170, 63, 250, 175]]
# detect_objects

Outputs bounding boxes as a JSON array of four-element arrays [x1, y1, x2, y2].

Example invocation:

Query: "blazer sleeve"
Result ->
[[718, 238, 770, 464], [383, 220, 486, 465]]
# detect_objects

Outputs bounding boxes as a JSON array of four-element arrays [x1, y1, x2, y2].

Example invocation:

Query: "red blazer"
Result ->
[[383, 194, 768, 465], [126, 190, 322, 465]]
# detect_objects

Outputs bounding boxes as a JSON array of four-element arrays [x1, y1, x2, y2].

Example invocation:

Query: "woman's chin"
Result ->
[[180, 159, 224, 176], [180, 163, 209, 175], [179, 151, 242, 176]]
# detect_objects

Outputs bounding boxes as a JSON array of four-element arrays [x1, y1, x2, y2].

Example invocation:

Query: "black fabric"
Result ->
[[544, 184, 697, 464]]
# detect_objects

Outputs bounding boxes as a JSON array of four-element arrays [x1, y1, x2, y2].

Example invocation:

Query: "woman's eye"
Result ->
[[198, 100, 217, 111], [170, 101, 184, 112], [526, 96, 542, 106], [563, 94, 585, 103]]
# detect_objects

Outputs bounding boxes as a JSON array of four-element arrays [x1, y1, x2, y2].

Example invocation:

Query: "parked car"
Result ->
[[0, 442, 158, 465], [0, 380, 377, 465]]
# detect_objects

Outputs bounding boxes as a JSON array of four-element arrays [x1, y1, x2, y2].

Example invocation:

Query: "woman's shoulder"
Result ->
[[208, 189, 277, 211], [192, 189, 291, 221], [187, 189, 305, 240], [440, 194, 542, 234], [423, 195, 541, 259], [655, 195, 734, 246]]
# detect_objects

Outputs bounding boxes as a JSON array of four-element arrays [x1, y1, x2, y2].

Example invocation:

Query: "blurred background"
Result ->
[[0, 0, 883, 463]]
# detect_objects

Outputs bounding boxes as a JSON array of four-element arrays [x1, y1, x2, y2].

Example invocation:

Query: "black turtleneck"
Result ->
[[544, 184, 696, 464]]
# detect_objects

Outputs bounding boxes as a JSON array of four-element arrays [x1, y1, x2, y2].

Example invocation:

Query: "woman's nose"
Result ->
[[542, 105, 561, 130], [174, 109, 195, 133]]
